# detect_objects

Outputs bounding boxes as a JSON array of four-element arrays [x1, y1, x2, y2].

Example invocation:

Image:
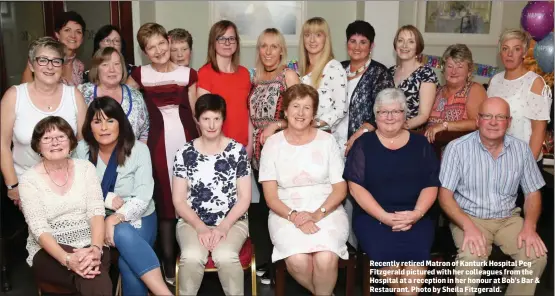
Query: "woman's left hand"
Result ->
[[210, 224, 230, 250], [104, 216, 119, 247], [392, 210, 422, 227], [424, 124, 444, 143], [73, 247, 101, 274], [260, 124, 279, 145]]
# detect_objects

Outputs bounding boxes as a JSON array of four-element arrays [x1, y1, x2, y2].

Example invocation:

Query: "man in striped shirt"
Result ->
[[439, 97, 547, 296]]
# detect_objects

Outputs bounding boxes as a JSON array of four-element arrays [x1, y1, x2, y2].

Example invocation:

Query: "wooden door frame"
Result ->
[[42, 1, 134, 64]]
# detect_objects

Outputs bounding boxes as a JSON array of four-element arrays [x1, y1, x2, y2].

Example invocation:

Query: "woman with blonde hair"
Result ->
[[487, 28, 552, 164], [248, 27, 300, 284], [298, 17, 347, 144]]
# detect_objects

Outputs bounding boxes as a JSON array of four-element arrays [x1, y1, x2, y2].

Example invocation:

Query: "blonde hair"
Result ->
[[254, 28, 288, 83], [88, 47, 128, 85], [440, 44, 474, 79], [299, 17, 334, 87], [498, 28, 531, 53]]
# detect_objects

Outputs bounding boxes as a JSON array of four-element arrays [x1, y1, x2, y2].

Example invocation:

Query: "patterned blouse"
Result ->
[[62, 58, 85, 86], [388, 65, 439, 119], [428, 80, 476, 126], [248, 69, 288, 170], [173, 139, 251, 226], [78, 83, 150, 141]]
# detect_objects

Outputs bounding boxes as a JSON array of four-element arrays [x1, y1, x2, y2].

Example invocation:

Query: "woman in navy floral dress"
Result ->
[[172, 94, 252, 296]]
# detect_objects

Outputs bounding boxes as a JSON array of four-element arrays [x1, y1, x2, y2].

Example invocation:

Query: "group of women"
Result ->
[[0, 9, 552, 296]]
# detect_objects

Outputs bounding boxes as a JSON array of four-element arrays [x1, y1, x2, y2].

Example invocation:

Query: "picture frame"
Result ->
[[413, 1, 504, 46], [209, 1, 306, 46]]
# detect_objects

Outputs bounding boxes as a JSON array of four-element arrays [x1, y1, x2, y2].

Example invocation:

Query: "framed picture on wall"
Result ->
[[413, 1, 503, 45], [209, 1, 306, 46]]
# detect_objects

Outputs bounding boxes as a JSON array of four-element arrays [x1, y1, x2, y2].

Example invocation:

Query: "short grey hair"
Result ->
[[28, 36, 65, 62], [373, 88, 407, 117], [498, 28, 531, 53]]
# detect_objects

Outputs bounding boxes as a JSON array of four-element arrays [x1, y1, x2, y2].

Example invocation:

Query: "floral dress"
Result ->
[[388, 65, 439, 119], [172, 139, 251, 226]]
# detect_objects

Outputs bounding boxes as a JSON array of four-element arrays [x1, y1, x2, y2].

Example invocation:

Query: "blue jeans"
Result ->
[[113, 212, 159, 296]]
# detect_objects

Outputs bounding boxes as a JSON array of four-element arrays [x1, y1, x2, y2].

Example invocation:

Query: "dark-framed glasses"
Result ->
[[377, 109, 404, 117], [478, 113, 510, 121], [35, 57, 64, 67], [102, 38, 122, 46], [216, 36, 237, 44], [41, 134, 68, 144]]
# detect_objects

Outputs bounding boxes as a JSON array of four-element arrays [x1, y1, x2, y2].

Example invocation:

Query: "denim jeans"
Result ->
[[113, 212, 159, 296]]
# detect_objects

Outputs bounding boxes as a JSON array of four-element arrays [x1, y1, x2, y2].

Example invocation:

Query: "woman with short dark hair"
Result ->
[[173, 94, 252, 296], [76, 97, 172, 296], [19, 116, 112, 296]]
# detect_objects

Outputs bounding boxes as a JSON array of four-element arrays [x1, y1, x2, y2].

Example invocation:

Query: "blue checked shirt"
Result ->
[[440, 131, 545, 219]]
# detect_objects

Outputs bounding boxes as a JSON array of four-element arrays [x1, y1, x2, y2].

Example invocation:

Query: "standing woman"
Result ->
[[1, 37, 87, 208], [126, 22, 199, 284], [197, 20, 252, 152], [298, 17, 348, 145], [388, 25, 438, 130], [487, 28, 552, 163], [248, 28, 300, 283], [168, 28, 194, 68], [78, 47, 149, 142], [22, 11, 86, 86]]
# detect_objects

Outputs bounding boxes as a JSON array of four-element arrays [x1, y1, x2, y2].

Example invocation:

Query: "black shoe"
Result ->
[[256, 263, 268, 277]]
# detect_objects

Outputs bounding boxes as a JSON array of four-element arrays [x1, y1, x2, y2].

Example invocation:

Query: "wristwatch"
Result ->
[[442, 121, 449, 131], [6, 182, 18, 190], [319, 207, 327, 214]]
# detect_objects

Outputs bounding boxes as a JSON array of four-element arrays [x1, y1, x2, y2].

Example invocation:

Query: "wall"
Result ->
[[133, 1, 357, 69]]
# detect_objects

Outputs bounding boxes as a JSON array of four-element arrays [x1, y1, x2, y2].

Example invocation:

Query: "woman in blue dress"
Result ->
[[343, 88, 440, 294]]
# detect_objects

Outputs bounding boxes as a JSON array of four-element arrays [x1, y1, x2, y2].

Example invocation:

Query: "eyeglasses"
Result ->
[[478, 113, 511, 121], [216, 36, 237, 44], [101, 38, 121, 46], [41, 134, 68, 144], [35, 57, 64, 67], [376, 110, 404, 117]]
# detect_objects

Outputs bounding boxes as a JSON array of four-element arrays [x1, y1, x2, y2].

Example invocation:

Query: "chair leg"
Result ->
[[175, 255, 180, 296], [115, 274, 122, 296], [345, 258, 356, 296], [362, 254, 370, 296], [37, 289, 42, 296], [275, 260, 286, 296], [251, 248, 257, 296]]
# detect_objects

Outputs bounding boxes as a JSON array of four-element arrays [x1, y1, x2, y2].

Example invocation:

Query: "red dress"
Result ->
[[131, 65, 199, 219]]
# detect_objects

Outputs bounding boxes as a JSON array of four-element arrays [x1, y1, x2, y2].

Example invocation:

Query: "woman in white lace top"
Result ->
[[76, 96, 172, 296], [487, 28, 553, 163], [19, 116, 112, 296]]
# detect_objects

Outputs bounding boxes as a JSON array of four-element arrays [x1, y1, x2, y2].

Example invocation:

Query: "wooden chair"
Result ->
[[274, 245, 357, 296], [175, 237, 257, 295], [37, 248, 122, 296]]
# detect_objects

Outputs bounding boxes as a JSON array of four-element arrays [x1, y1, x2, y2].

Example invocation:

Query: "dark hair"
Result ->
[[82, 97, 135, 166], [393, 25, 425, 55], [168, 28, 193, 48], [282, 84, 319, 116], [206, 20, 241, 73], [346, 20, 375, 43], [55, 11, 86, 33], [31, 116, 78, 155], [195, 94, 227, 121], [137, 22, 168, 52], [93, 25, 127, 57]]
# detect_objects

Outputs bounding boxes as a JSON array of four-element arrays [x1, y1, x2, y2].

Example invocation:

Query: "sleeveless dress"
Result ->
[[427, 80, 475, 126], [12, 83, 78, 177], [130, 65, 199, 219], [248, 69, 287, 170]]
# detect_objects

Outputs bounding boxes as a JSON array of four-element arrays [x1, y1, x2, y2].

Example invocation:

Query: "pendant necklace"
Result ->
[[43, 159, 69, 187], [347, 58, 371, 78]]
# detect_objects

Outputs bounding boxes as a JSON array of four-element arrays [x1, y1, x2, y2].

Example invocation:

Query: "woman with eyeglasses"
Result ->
[[1, 37, 87, 210], [197, 20, 252, 154], [344, 88, 440, 295], [126, 22, 199, 285], [21, 11, 86, 86], [82, 25, 136, 83]]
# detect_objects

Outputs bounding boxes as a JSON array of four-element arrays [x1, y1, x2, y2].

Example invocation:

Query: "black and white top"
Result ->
[[388, 65, 439, 119], [173, 139, 251, 226]]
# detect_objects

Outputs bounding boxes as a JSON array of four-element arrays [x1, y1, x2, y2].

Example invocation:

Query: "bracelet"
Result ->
[[115, 214, 124, 224], [414, 209, 425, 218], [276, 121, 282, 130], [65, 253, 71, 270], [287, 209, 297, 221], [91, 244, 103, 256]]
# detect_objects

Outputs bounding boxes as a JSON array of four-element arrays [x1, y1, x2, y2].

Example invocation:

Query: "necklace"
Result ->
[[34, 83, 57, 111], [43, 159, 69, 187], [376, 130, 402, 144], [264, 66, 279, 73], [347, 58, 371, 78]]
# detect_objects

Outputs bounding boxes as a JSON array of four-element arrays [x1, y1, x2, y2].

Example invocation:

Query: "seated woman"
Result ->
[[78, 47, 149, 142], [259, 84, 349, 295], [424, 44, 487, 143], [76, 97, 172, 296], [19, 116, 111, 296], [343, 88, 440, 295], [172, 94, 252, 296]]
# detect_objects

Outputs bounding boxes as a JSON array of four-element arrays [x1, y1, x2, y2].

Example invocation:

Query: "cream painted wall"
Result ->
[[133, 1, 357, 69], [398, 1, 528, 84]]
